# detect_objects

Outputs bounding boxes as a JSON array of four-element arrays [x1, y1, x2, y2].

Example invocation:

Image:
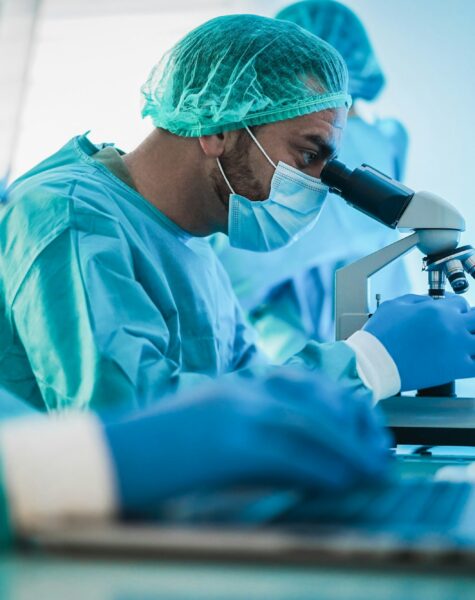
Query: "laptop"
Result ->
[[27, 476, 475, 570]]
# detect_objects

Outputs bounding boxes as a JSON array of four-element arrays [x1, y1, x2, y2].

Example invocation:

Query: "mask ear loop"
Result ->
[[216, 158, 236, 194], [244, 125, 277, 169], [217, 126, 276, 194]]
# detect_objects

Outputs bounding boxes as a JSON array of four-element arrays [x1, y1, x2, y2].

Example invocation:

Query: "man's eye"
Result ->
[[302, 150, 319, 166]]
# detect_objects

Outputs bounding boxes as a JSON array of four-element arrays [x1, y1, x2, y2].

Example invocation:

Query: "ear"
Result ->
[[198, 133, 227, 158]]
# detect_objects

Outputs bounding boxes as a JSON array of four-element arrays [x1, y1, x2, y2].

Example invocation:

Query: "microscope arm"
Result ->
[[335, 233, 420, 340]]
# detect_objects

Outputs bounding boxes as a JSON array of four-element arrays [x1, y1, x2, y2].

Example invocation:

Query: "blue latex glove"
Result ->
[[364, 294, 475, 391], [104, 369, 391, 514]]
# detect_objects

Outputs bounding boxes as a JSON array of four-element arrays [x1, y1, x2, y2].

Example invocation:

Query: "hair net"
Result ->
[[141, 14, 351, 137], [276, 1, 385, 101]]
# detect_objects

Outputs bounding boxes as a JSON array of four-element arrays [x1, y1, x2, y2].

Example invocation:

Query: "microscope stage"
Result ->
[[379, 394, 475, 446]]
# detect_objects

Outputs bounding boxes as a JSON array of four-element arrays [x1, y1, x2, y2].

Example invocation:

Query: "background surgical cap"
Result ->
[[141, 14, 350, 137], [276, 1, 385, 101]]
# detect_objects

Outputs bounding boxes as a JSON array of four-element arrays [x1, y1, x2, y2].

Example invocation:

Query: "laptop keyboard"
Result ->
[[279, 480, 473, 530], [153, 480, 473, 534], [411, 481, 472, 526], [357, 480, 471, 527]]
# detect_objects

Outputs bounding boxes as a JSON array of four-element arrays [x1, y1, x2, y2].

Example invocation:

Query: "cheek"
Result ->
[[261, 167, 275, 197], [301, 159, 327, 179], [246, 167, 274, 201], [225, 155, 273, 202], [241, 156, 275, 201], [278, 149, 300, 170]]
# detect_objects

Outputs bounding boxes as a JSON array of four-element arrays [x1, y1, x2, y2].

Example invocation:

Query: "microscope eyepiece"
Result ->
[[318, 160, 352, 193], [320, 159, 414, 229]]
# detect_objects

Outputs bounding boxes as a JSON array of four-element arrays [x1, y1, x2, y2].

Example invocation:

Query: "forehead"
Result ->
[[266, 108, 347, 139]]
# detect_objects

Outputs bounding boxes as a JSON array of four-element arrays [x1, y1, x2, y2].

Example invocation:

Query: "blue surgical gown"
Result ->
[[0, 134, 367, 411], [212, 116, 411, 361]]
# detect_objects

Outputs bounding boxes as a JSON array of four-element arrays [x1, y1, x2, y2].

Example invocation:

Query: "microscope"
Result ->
[[320, 160, 475, 446]]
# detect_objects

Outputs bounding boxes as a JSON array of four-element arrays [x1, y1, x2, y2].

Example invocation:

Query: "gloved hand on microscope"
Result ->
[[355, 293, 475, 394]]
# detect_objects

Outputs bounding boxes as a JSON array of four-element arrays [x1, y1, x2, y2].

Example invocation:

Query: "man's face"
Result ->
[[214, 108, 347, 211]]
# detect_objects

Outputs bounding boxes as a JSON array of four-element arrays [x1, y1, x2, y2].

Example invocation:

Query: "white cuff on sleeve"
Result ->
[[0, 413, 117, 533], [344, 330, 401, 403]]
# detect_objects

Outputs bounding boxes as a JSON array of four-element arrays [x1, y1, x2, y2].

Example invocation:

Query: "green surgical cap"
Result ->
[[141, 14, 351, 137]]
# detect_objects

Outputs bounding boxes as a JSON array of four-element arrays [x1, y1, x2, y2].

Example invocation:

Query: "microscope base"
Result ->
[[379, 394, 475, 446]]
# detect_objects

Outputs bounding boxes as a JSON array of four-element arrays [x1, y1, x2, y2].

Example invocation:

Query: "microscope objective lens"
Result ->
[[444, 259, 469, 293], [428, 269, 446, 297], [463, 256, 475, 279]]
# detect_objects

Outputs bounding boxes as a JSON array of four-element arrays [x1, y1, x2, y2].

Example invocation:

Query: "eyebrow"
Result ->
[[301, 134, 338, 159]]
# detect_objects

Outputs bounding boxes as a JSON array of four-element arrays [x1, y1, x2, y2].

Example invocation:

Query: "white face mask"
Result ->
[[217, 126, 329, 252]]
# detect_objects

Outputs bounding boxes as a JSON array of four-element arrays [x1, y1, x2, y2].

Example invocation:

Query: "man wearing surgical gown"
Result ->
[[1, 14, 474, 413]]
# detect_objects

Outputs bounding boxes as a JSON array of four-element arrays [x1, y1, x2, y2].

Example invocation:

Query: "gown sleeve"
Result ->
[[12, 219, 218, 412], [284, 338, 372, 401]]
